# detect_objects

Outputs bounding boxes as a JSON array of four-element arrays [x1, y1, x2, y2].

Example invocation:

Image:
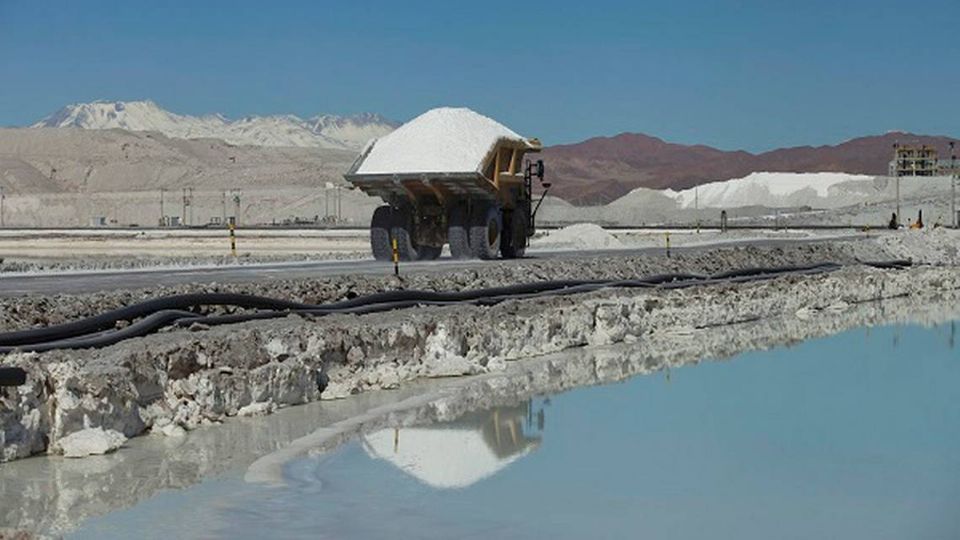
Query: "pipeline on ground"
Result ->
[[0, 367, 27, 387], [0, 260, 912, 359]]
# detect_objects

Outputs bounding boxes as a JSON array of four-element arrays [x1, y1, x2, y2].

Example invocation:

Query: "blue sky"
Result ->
[[1, 0, 957, 151]]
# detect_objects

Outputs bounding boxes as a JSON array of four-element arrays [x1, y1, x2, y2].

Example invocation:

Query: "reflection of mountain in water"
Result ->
[[362, 403, 544, 489]]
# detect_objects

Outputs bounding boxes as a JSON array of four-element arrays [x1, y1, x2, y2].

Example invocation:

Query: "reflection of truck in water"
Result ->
[[362, 401, 544, 489], [344, 108, 549, 261]]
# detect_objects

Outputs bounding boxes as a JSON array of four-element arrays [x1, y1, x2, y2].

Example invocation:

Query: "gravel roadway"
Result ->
[[0, 234, 865, 297]]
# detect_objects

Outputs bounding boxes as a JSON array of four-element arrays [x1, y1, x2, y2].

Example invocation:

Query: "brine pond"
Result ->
[[66, 321, 960, 539]]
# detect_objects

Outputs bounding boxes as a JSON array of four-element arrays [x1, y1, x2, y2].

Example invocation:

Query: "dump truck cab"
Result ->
[[344, 108, 548, 261]]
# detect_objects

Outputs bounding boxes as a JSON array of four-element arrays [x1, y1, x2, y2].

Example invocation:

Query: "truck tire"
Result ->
[[370, 205, 394, 261], [391, 207, 420, 261], [501, 209, 528, 259], [470, 204, 502, 260], [447, 204, 471, 259]]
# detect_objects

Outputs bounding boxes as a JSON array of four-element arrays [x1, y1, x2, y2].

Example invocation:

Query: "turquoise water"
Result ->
[[71, 322, 960, 539]]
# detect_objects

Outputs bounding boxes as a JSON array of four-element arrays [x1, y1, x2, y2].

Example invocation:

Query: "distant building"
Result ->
[[890, 144, 939, 177]]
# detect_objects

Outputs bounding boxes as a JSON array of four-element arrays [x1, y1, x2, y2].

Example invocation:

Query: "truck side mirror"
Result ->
[[536, 160, 545, 180]]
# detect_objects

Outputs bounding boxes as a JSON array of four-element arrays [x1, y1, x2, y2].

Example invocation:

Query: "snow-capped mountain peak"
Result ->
[[309, 112, 394, 130], [33, 100, 200, 132], [32, 100, 397, 150], [308, 112, 399, 149]]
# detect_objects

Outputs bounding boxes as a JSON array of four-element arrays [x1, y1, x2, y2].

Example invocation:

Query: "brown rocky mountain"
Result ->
[[0, 128, 355, 193], [541, 132, 957, 205], [3, 121, 954, 210]]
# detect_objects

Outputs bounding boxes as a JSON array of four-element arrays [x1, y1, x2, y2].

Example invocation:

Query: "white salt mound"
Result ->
[[539, 223, 623, 250], [58, 427, 126, 458], [356, 107, 529, 175], [672, 172, 875, 209]]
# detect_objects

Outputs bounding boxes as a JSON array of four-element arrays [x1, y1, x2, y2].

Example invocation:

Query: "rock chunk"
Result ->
[[237, 402, 275, 417], [58, 427, 126, 458]]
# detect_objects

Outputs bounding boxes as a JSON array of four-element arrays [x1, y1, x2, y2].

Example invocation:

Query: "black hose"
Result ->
[[0, 260, 910, 355], [8, 310, 200, 353], [860, 259, 912, 269], [0, 367, 27, 387], [708, 262, 839, 281], [0, 293, 313, 347], [0, 278, 671, 347]]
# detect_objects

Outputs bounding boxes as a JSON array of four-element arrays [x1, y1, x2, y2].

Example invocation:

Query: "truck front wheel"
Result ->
[[500, 209, 528, 259], [470, 204, 502, 260]]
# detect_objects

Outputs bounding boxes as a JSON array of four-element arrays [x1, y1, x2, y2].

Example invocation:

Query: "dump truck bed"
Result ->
[[345, 169, 500, 202]]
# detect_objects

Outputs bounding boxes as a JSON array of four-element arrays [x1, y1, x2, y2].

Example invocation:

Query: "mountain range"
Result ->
[[24, 101, 956, 206], [32, 100, 398, 151], [542, 132, 957, 204]]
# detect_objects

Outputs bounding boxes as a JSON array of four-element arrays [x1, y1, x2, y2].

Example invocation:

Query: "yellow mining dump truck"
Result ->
[[344, 107, 549, 260]]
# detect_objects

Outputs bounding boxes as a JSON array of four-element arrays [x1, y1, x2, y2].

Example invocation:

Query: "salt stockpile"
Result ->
[[355, 107, 533, 174], [672, 172, 877, 209], [534, 223, 624, 250]]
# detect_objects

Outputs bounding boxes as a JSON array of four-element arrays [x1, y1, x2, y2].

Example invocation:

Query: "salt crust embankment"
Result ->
[[4, 285, 960, 537], [0, 239, 880, 332], [1, 231, 959, 463]]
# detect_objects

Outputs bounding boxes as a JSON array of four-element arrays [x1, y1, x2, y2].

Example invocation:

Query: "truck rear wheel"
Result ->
[[501, 209, 528, 259], [470, 204, 502, 260], [370, 205, 394, 261], [447, 204, 471, 259], [391, 207, 421, 262]]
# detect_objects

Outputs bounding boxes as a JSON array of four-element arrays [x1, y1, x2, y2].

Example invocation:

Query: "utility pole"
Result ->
[[180, 187, 196, 226], [694, 185, 699, 233], [0, 186, 5, 228], [232, 190, 241, 225], [893, 143, 901, 227], [221, 190, 227, 224], [951, 141, 957, 228], [159, 188, 165, 226], [896, 174, 901, 226]]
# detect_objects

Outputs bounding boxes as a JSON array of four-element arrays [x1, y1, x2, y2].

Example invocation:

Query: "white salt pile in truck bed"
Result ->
[[355, 107, 527, 174]]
